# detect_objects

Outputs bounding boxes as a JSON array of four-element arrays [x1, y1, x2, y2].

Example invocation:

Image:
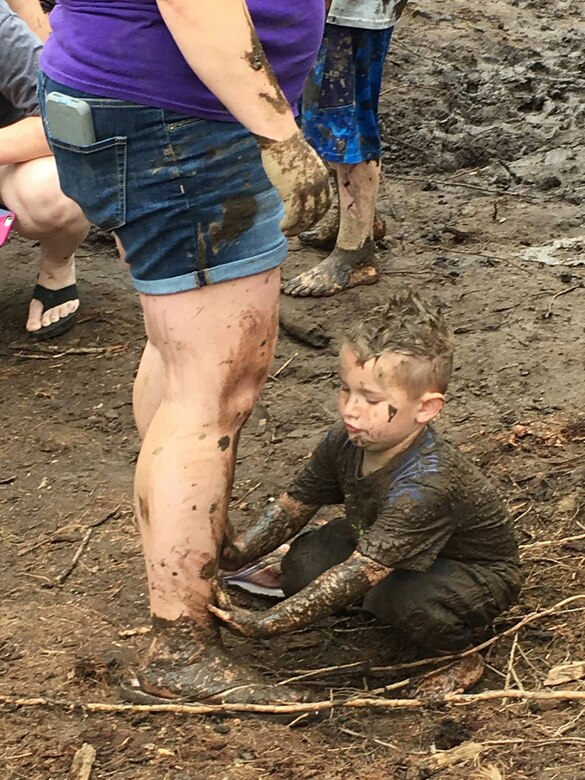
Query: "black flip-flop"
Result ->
[[29, 283, 79, 339]]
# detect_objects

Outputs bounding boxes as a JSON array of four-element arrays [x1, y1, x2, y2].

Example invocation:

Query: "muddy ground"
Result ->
[[1, 0, 585, 777]]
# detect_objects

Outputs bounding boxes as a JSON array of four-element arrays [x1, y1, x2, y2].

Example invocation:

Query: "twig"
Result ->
[[270, 353, 298, 380], [231, 482, 262, 509], [388, 173, 524, 198], [369, 594, 585, 676], [55, 506, 119, 585], [503, 632, 523, 704], [520, 532, 585, 550], [9, 343, 128, 357], [338, 725, 398, 751], [4, 688, 585, 717], [392, 39, 463, 72], [544, 284, 582, 318]]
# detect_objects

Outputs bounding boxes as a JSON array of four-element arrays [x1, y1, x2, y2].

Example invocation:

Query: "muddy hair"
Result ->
[[344, 290, 454, 399]]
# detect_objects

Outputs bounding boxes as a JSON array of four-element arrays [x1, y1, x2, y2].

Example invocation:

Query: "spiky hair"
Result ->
[[344, 290, 454, 398]]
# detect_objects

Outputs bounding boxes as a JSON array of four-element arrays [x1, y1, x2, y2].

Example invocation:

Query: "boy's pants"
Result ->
[[280, 517, 520, 653]]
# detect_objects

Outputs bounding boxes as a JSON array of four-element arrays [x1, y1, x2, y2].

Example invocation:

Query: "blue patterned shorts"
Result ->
[[302, 24, 393, 165]]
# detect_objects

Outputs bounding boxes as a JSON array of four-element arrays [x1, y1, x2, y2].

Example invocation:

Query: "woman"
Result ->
[[39, 0, 329, 704]]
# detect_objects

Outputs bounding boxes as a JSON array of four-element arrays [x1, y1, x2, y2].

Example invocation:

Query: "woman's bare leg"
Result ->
[[131, 268, 297, 702]]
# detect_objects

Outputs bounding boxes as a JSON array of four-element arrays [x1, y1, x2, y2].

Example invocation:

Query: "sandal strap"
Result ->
[[32, 283, 78, 312]]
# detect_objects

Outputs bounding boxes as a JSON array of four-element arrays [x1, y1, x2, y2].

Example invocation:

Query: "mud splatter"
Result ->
[[210, 196, 257, 254], [199, 555, 216, 581], [138, 495, 149, 527], [217, 436, 231, 451], [388, 404, 397, 422]]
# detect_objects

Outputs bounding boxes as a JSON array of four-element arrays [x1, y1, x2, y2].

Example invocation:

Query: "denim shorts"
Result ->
[[302, 24, 393, 164], [38, 74, 287, 294]]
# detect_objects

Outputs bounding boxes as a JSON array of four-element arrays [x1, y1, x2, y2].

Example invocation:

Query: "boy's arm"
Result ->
[[210, 551, 391, 637], [155, 0, 329, 235], [221, 493, 320, 571]]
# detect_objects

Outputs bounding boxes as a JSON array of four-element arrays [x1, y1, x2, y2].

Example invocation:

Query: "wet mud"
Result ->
[[1, 1, 585, 777]]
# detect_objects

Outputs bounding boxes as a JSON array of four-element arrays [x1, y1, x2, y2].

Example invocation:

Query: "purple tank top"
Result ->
[[41, 0, 324, 121]]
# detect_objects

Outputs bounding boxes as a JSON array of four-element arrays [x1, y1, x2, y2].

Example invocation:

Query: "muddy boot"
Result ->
[[122, 619, 301, 705], [299, 211, 387, 251], [282, 239, 379, 297], [414, 652, 484, 701]]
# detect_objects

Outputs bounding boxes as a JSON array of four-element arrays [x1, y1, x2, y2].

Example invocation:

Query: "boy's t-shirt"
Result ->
[[327, 0, 405, 30], [41, 0, 325, 121], [288, 422, 520, 589], [0, 0, 42, 128]]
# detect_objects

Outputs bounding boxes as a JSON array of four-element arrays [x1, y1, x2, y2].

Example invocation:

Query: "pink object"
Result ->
[[0, 209, 15, 246]]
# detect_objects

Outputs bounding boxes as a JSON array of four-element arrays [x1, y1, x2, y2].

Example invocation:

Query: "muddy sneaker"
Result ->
[[121, 620, 300, 706], [414, 652, 484, 701], [282, 241, 379, 297]]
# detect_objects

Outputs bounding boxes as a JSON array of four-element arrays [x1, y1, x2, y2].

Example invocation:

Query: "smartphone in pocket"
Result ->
[[0, 208, 15, 246], [45, 92, 96, 145]]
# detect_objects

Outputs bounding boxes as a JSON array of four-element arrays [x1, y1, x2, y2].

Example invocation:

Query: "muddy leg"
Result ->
[[283, 160, 380, 297], [132, 268, 298, 702]]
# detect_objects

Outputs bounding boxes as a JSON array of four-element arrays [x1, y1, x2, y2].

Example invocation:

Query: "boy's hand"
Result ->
[[257, 131, 331, 236], [208, 579, 274, 638]]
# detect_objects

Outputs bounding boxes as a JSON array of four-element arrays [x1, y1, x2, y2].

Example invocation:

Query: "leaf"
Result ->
[[544, 661, 585, 687]]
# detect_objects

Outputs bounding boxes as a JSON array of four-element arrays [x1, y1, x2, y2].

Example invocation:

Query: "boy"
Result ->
[[212, 291, 521, 694], [283, 0, 408, 298]]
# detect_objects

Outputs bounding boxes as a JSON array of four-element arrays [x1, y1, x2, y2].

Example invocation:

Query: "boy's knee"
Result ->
[[281, 518, 357, 596]]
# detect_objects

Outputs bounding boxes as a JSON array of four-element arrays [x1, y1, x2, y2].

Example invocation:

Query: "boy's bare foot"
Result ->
[[127, 620, 300, 705], [415, 652, 484, 701], [282, 241, 379, 297], [299, 212, 387, 251]]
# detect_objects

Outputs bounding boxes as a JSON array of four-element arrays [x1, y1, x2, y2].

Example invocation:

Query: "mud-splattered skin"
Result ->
[[282, 240, 379, 297], [221, 493, 317, 571], [210, 552, 390, 638], [256, 131, 331, 236]]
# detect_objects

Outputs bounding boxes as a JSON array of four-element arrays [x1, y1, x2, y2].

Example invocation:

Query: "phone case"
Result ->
[[0, 209, 15, 247], [45, 92, 96, 146]]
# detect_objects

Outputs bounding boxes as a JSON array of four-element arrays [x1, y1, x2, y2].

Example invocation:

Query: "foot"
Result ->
[[27, 255, 79, 337], [415, 652, 484, 701], [299, 212, 387, 251], [133, 620, 300, 705], [282, 241, 379, 297]]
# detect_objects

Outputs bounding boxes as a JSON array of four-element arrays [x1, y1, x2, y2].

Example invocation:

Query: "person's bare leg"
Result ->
[[283, 160, 381, 297], [299, 169, 386, 251], [0, 158, 89, 333], [131, 268, 298, 702], [133, 339, 165, 440]]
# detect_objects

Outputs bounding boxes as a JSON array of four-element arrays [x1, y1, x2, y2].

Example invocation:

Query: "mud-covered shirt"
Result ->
[[328, 0, 408, 30], [0, 0, 42, 128], [288, 422, 519, 586]]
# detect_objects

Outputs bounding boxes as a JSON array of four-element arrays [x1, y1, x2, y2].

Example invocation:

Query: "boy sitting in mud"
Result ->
[[212, 291, 521, 694]]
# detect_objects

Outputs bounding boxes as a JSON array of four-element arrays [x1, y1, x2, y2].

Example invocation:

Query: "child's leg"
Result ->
[[284, 26, 393, 297], [363, 558, 520, 693], [280, 516, 358, 596]]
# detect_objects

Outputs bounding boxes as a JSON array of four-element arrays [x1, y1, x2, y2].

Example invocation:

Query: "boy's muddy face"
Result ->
[[338, 346, 424, 453]]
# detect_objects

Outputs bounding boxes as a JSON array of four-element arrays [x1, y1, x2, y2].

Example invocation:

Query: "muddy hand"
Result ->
[[257, 130, 331, 236], [209, 580, 271, 638]]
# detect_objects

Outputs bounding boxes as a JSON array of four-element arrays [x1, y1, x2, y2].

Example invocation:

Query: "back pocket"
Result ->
[[50, 136, 127, 230]]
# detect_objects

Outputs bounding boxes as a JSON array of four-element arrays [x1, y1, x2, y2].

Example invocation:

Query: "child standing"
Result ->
[[283, 0, 408, 297], [213, 291, 521, 694]]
